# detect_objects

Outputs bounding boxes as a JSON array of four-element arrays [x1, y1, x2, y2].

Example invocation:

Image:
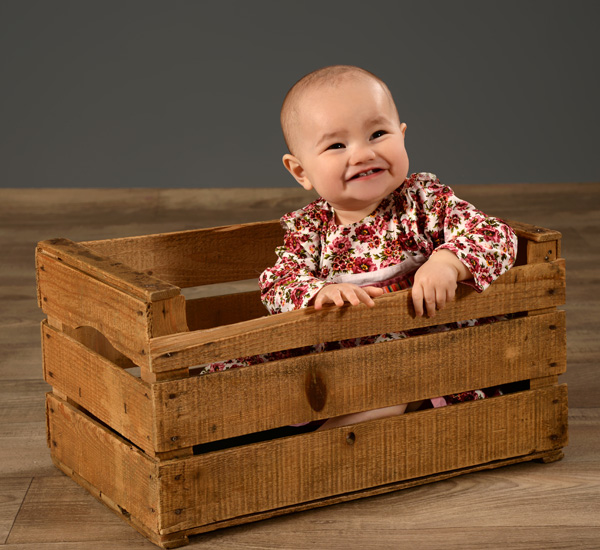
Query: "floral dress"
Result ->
[[200, 173, 518, 408], [260, 172, 517, 313]]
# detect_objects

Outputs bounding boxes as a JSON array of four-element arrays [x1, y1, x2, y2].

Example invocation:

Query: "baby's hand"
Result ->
[[412, 249, 472, 318], [313, 283, 384, 310]]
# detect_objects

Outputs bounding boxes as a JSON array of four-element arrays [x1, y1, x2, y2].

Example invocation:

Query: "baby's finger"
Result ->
[[354, 287, 376, 307], [363, 286, 385, 298], [447, 286, 456, 304], [314, 287, 338, 310], [411, 285, 424, 317], [341, 288, 361, 307], [331, 289, 345, 308], [437, 284, 457, 313], [436, 290, 447, 312], [423, 287, 437, 318]]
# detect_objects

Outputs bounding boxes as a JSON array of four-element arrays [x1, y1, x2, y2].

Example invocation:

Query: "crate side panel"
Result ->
[[42, 322, 155, 453], [157, 385, 567, 533], [37, 238, 180, 301], [153, 311, 566, 449], [37, 253, 151, 367], [46, 393, 159, 533], [187, 451, 565, 538], [150, 259, 565, 370], [185, 290, 265, 331], [82, 221, 284, 288]]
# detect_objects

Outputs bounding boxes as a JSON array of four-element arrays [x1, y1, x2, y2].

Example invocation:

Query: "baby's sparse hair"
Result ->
[[281, 65, 398, 155]]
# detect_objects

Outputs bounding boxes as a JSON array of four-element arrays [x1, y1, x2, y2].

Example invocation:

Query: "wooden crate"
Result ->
[[36, 219, 567, 549]]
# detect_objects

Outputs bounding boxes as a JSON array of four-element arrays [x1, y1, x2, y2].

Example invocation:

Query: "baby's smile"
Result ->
[[350, 168, 383, 180]]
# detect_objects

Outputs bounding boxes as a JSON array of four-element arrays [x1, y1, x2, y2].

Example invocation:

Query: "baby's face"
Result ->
[[285, 77, 409, 224]]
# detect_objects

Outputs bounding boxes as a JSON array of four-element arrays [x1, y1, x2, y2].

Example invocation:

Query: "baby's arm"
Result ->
[[312, 283, 383, 310], [411, 249, 472, 318], [406, 174, 518, 317]]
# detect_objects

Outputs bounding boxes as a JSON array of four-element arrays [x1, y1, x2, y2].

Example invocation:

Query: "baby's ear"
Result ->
[[282, 154, 313, 191]]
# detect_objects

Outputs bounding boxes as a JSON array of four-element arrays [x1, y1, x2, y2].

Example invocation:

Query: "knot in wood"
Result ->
[[305, 367, 327, 412]]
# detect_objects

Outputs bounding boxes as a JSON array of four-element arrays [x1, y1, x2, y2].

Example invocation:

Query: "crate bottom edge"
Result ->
[[51, 447, 564, 548]]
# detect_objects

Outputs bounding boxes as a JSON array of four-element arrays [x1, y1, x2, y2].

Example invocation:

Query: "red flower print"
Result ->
[[353, 256, 376, 273], [285, 234, 305, 255], [290, 287, 308, 309], [355, 223, 376, 243], [331, 236, 353, 254]]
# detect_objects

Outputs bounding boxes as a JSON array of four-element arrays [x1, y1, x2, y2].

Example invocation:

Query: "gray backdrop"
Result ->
[[1, 0, 598, 189]]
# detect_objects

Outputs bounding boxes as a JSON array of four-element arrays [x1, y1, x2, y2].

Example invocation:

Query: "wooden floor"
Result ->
[[1, 182, 599, 549]]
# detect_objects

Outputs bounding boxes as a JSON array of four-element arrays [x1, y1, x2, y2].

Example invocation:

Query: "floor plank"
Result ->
[[5, 477, 149, 546], [0, 479, 31, 545], [0, 544, 153, 550], [0, 422, 56, 479], [0, 380, 49, 425], [195, 526, 600, 550], [0, 380, 54, 479]]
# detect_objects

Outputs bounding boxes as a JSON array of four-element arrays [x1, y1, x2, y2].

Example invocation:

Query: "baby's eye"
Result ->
[[326, 143, 345, 150], [370, 130, 387, 140]]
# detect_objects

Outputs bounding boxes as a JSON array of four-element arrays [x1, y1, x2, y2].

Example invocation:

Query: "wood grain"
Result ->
[[0, 478, 32, 544], [184, 290, 265, 331], [45, 395, 159, 535], [151, 311, 566, 448], [150, 259, 565, 370], [81, 220, 285, 289], [36, 238, 180, 302], [37, 253, 189, 370], [45, 386, 567, 540], [41, 322, 155, 453], [36, 253, 152, 368]]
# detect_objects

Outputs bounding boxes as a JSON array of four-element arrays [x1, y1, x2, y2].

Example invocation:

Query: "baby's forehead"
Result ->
[[296, 77, 398, 122], [300, 73, 381, 102]]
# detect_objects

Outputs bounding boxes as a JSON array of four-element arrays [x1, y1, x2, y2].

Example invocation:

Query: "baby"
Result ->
[[199, 65, 517, 431], [256, 65, 518, 429]]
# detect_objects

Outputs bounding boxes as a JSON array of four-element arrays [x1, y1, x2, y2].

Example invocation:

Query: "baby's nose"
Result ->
[[349, 143, 376, 164]]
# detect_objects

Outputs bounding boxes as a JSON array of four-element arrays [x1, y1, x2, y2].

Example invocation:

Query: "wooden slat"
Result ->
[[37, 238, 180, 302], [527, 240, 558, 264], [81, 220, 285, 288], [46, 393, 159, 534], [506, 219, 562, 243], [150, 259, 566, 371], [156, 385, 568, 534], [175, 450, 566, 539], [148, 297, 189, 336], [530, 375, 560, 389], [152, 311, 566, 449], [42, 321, 155, 453], [37, 252, 152, 368]]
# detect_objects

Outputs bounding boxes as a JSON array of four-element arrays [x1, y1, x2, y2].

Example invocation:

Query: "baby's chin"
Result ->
[[344, 178, 401, 202]]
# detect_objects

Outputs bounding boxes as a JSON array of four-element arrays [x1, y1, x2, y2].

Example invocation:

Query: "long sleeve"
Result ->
[[259, 202, 330, 314], [406, 173, 518, 291]]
